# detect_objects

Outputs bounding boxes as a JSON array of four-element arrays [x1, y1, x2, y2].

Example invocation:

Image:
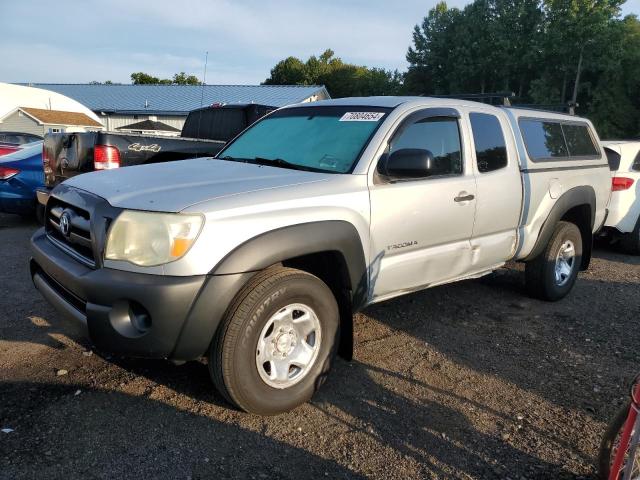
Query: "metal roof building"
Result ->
[[24, 84, 330, 131]]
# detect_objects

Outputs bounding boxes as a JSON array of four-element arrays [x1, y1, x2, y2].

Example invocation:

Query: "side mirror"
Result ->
[[379, 148, 435, 178]]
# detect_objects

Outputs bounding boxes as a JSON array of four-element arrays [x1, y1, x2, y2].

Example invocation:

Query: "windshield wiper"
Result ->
[[218, 155, 331, 173], [250, 157, 329, 173]]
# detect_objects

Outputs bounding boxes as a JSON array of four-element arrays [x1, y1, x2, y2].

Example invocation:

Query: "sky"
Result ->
[[1, 0, 639, 85]]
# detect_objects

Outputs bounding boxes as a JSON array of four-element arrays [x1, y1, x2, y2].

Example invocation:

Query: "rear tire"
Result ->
[[35, 204, 45, 225], [525, 221, 582, 301], [620, 216, 640, 255], [209, 266, 339, 415]]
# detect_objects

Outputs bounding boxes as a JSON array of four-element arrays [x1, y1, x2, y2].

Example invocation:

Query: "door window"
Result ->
[[388, 117, 462, 176], [469, 113, 508, 173]]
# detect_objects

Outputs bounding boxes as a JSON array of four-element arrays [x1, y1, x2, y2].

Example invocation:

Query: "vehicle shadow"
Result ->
[[0, 212, 38, 229], [312, 359, 583, 479], [25, 353, 580, 478], [361, 259, 639, 424], [0, 380, 365, 480], [591, 245, 640, 266]]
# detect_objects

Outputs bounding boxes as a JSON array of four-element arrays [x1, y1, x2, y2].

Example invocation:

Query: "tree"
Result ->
[[404, 0, 638, 137], [405, 2, 461, 95], [537, 0, 624, 105], [130, 72, 200, 85], [263, 57, 307, 85], [172, 72, 202, 85], [263, 49, 402, 97], [588, 14, 640, 137]]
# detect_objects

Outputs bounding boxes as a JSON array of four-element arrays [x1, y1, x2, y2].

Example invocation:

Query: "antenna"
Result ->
[[196, 51, 209, 139]]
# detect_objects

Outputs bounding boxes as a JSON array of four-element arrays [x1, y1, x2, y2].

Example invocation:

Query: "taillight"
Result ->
[[42, 144, 48, 166], [0, 145, 19, 157], [612, 177, 634, 191], [0, 166, 20, 180], [94, 145, 121, 170]]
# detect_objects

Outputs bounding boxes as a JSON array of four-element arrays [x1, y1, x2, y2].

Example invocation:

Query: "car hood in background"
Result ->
[[62, 158, 333, 212]]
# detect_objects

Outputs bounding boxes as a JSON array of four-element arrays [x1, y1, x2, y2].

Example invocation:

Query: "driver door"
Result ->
[[368, 109, 477, 302]]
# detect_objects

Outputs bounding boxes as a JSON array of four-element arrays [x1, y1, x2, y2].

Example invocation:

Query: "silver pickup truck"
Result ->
[[30, 97, 610, 414]]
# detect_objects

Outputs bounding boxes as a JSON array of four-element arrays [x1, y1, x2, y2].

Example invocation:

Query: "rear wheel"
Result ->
[[525, 221, 582, 301], [209, 266, 339, 415], [621, 216, 640, 255]]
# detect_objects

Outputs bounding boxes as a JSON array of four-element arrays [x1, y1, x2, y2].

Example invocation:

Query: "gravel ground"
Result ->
[[1, 212, 639, 479]]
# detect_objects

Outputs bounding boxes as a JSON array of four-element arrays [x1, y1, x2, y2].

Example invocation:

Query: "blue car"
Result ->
[[0, 141, 44, 217]]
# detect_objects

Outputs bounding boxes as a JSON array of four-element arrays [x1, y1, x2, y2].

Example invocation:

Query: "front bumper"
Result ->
[[30, 228, 253, 360], [0, 180, 37, 216]]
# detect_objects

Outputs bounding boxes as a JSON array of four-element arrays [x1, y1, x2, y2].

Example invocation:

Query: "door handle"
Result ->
[[454, 193, 475, 203]]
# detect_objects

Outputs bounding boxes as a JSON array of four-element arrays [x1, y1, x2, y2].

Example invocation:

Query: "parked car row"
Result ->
[[29, 95, 625, 415], [37, 103, 275, 205]]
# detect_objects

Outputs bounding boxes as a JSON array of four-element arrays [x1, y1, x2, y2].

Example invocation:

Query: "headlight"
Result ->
[[105, 211, 203, 267]]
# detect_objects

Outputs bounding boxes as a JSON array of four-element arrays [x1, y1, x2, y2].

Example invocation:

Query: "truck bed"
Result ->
[[43, 132, 225, 187]]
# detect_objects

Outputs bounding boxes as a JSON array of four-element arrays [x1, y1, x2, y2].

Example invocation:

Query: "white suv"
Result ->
[[602, 141, 640, 253]]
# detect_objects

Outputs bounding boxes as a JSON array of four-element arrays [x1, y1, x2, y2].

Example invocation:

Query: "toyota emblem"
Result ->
[[60, 212, 71, 236]]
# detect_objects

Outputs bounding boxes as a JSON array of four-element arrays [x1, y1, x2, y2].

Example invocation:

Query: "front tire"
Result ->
[[525, 221, 582, 301], [209, 266, 339, 415]]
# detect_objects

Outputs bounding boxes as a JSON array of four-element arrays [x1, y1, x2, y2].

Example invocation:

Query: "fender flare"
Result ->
[[212, 220, 368, 307], [523, 185, 596, 269], [170, 221, 367, 361]]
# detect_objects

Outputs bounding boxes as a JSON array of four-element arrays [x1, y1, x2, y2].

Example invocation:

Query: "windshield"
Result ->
[[218, 106, 391, 173]]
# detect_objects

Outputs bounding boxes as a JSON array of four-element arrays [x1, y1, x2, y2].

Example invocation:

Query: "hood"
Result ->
[[63, 158, 331, 212]]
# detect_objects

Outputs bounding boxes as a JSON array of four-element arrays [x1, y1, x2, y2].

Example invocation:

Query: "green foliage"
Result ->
[[263, 49, 402, 97], [130, 72, 201, 85], [405, 0, 639, 138]]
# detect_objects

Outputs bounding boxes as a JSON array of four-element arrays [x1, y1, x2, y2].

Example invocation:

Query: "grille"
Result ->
[[46, 199, 95, 268]]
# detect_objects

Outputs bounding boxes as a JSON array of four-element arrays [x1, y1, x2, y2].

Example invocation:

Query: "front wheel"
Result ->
[[209, 266, 339, 415], [525, 221, 582, 301]]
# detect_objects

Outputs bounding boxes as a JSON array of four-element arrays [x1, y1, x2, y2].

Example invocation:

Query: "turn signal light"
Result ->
[[612, 177, 634, 191], [94, 145, 121, 170], [0, 167, 20, 180]]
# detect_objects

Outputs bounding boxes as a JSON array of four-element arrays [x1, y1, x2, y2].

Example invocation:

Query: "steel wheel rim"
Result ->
[[554, 239, 576, 287], [255, 303, 322, 389]]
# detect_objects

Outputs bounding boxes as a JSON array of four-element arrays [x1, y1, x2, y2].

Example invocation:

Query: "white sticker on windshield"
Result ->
[[339, 112, 385, 122]]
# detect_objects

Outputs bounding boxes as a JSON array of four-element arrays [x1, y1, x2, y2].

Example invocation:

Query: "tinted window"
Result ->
[[389, 117, 462, 176], [562, 124, 599, 156], [604, 147, 621, 171], [633, 150, 640, 172], [520, 119, 568, 160], [469, 113, 508, 172]]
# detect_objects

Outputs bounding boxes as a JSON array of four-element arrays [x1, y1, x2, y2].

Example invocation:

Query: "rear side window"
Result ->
[[519, 120, 568, 159], [604, 147, 621, 171], [469, 113, 508, 173], [519, 119, 599, 161], [563, 124, 599, 156]]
